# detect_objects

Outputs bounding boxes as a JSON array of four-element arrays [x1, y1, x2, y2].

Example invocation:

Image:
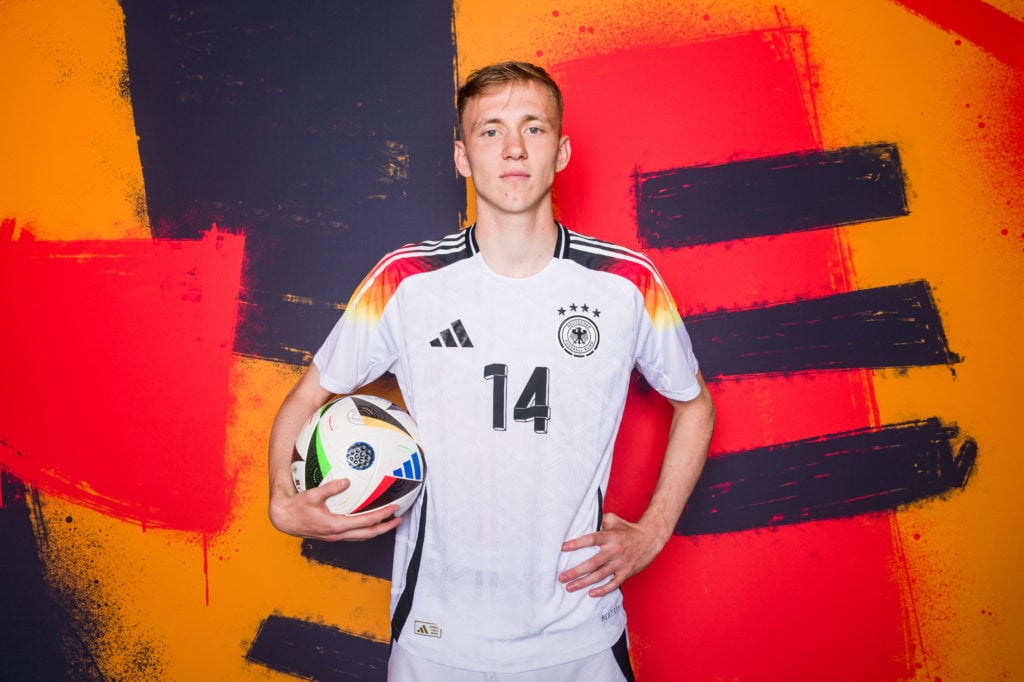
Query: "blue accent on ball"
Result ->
[[393, 452, 422, 480]]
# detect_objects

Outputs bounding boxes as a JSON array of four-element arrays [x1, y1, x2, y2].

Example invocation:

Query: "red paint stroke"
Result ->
[[889, 0, 1024, 69], [0, 226, 245, 534], [552, 29, 915, 681]]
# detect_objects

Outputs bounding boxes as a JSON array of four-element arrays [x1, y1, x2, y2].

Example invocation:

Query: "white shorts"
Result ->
[[387, 632, 634, 682]]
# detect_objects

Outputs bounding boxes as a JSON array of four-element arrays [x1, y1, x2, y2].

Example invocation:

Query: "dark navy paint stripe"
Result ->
[[0, 471, 95, 679], [676, 418, 976, 536], [686, 280, 960, 377], [247, 615, 388, 681], [301, 531, 396, 580], [121, 0, 463, 364], [636, 142, 909, 248]]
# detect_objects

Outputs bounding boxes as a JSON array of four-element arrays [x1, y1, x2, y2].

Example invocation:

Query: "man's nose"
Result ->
[[503, 132, 527, 159]]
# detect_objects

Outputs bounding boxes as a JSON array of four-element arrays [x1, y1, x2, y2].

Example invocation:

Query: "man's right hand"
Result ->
[[269, 477, 403, 542]]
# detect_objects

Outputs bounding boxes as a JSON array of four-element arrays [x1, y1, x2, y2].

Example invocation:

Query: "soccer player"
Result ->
[[268, 61, 715, 681]]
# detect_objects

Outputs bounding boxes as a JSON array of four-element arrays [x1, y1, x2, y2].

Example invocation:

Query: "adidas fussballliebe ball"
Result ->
[[292, 394, 425, 516]]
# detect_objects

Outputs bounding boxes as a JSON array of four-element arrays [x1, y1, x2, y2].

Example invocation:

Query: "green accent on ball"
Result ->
[[304, 425, 327, 488], [315, 428, 332, 478]]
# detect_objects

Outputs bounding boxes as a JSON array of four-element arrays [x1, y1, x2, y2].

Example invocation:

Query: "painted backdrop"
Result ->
[[1, 0, 1021, 680]]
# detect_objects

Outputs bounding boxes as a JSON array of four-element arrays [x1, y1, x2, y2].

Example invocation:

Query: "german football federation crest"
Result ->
[[556, 303, 600, 357]]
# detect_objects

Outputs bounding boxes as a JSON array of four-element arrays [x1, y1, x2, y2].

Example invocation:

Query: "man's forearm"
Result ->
[[268, 364, 333, 502], [639, 374, 715, 545]]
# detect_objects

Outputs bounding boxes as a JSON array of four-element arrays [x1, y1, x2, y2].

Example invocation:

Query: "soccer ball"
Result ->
[[293, 394, 425, 516]]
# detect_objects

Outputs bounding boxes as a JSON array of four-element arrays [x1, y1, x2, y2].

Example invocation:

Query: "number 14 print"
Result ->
[[484, 364, 550, 434]]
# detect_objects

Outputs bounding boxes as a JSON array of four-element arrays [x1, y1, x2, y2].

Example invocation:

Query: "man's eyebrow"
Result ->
[[473, 113, 551, 130]]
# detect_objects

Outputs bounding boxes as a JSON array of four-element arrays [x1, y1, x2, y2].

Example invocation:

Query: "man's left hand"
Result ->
[[558, 512, 668, 598]]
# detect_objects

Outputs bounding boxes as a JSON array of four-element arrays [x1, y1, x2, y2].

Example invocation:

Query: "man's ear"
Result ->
[[454, 140, 472, 178], [555, 135, 571, 173]]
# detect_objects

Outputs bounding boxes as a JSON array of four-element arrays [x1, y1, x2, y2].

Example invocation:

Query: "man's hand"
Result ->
[[559, 376, 715, 597], [269, 477, 402, 542], [558, 511, 669, 598]]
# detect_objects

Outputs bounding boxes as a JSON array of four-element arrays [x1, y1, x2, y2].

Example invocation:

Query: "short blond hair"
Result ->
[[456, 61, 564, 136]]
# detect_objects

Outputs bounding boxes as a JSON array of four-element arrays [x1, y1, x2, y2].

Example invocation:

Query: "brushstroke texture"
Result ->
[[0, 228, 245, 533], [636, 143, 909, 248], [247, 615, 388, 681], [688, 280, 961, 377], [0, 472, 85, 679], [678, 418, 976, 535]]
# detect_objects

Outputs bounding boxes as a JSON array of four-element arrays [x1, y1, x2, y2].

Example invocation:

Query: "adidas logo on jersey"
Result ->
[[413, 620, 442, 638], [429, 319, 474, 348]]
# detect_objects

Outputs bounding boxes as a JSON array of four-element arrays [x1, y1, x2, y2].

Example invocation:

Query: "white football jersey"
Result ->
[[314, 223, 701, 672]]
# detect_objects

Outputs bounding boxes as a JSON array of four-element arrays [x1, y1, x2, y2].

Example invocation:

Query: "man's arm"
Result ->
[[559, 372, 715, 597], [268, 363, 402, 541]]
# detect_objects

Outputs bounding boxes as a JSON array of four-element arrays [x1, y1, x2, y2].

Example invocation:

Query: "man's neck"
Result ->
[[473, 210, 558, 279]]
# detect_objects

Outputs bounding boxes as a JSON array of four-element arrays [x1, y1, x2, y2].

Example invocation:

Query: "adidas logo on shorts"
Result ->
[[413, 620, 442, 638], [429, 319, 474, 348]]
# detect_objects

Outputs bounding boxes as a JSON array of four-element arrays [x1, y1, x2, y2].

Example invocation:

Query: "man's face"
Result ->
[[454, 80, 571, 221]]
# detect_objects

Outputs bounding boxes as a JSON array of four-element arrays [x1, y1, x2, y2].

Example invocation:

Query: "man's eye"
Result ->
[[527, 126, 542, 134], [483, 129, 498, 137]]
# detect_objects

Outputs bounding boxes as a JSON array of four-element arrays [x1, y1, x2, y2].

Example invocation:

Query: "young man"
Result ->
[[268, 61, 715, 681]]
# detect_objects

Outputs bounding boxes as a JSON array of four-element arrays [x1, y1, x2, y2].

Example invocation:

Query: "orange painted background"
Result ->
[[1, 0, 1021, 680]]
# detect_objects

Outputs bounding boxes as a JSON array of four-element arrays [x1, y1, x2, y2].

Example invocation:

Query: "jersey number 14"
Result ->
[[484, 364, 550, 434]]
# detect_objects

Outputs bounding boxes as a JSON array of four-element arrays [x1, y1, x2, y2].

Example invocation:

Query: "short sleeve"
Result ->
[[312, 256, 402, 395], [632, 270, 701, 402]]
